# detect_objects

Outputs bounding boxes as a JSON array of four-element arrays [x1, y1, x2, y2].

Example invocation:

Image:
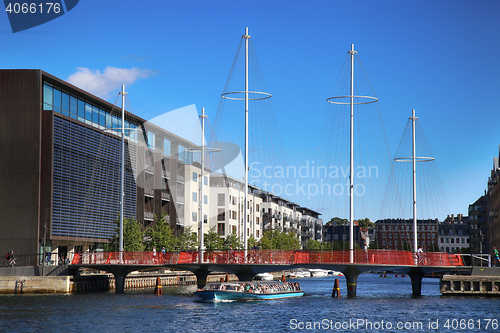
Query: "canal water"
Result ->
[[1, 273, 499, 332]]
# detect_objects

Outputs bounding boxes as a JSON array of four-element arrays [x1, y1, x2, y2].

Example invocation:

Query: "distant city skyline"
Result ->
[[2, 0, 499, 222]]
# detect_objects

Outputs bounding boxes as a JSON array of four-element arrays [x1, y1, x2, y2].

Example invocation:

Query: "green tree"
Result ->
[[146, 210, 177, 251], [204, 227, 223, 251], [224, 232, 243, 250], [247, 234, 258, 249], [401, 241, 412, 251], [109, 216, 145, 251], [325, 217, 349, 226], [259, 230, 301, 250], [305, 239, 323, 250], [330, 240, 360, 250], [428, 242, 440, 252], [357, 218, 374, 228], [178, 226, 199, 251]]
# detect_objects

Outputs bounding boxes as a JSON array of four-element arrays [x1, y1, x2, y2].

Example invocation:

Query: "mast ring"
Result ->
[[326, 95, 378, 105], [222, 91, 272, 101], [393, 156, 435, 162]]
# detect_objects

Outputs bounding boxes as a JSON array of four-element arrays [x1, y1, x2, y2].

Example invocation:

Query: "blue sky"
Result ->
[[2, 0, 499, 221]]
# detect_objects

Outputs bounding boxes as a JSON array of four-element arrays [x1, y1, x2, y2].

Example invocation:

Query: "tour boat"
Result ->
[[309, 269, 329, 277], [254, 272, 274, 281], [194, 281, 304, 301]]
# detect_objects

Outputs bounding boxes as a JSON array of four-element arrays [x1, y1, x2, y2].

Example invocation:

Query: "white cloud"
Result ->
[[67, 66, 154, 99]]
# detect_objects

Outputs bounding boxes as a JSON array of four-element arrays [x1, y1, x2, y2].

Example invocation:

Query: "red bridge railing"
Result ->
[[71, 250, 464, 267]]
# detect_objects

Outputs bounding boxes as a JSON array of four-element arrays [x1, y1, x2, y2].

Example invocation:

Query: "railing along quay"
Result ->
[[71, 250, 464, 267]]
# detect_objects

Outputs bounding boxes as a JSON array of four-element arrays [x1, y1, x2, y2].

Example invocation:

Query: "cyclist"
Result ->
[[5, 250, 15, 266]]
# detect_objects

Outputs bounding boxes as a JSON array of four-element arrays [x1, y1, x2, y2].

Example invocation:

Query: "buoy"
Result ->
[[395, 274, 398, 277], [154, 277, 163, 295], [332, 278, 341, 298]]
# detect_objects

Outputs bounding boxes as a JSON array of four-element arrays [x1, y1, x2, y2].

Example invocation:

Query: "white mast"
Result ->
[[394, 109, 434, 254], [243, 27, 250, 251], [411, 109, 417, 252], [200, 107, 206, 262], [349, 44, 356, 263], [119, 84, 126, 262]]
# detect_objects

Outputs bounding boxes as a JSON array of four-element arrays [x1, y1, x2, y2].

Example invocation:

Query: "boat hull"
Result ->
[[195, 290, 304, 301]]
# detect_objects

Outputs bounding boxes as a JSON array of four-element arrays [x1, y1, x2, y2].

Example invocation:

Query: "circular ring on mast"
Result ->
[[221, 91, 272, 101], [393, 156, 435, 162], [326, 95, 378, 105], [187, 147, 222, 153]]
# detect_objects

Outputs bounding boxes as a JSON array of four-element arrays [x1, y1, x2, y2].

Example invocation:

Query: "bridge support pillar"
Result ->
[[109, 267, 133, 294], [193, 269, 210, 289], [235, 272, 255, 282], [343, 270, 360, 298], [409, 271, 423, 297]]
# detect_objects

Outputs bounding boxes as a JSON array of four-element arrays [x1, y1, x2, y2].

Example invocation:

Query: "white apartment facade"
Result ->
[[209, 173, 263, 242]]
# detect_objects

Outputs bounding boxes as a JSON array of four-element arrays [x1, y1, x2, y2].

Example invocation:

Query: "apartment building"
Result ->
[[208, 173, 263, 241], [375, 218, 439, 251], [438, 214, 469, 253]]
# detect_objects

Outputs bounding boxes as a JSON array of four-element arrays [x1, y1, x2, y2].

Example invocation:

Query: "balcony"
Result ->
[[161, 192, 171, 201], [145, 164, 154, 174], [177, 175, 185, 183], [488, 177, 498, 185], [177, 196, 185, 204], [162, 170, 170, 179], [144, 211, 154, 221], [144, 188, 154, 197]]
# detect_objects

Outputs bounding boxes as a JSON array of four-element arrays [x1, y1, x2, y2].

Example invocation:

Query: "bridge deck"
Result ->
[[71, 249, 464, 267]]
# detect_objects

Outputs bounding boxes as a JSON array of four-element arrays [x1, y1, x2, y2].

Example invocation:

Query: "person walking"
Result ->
[[494, 246, 499, 267]]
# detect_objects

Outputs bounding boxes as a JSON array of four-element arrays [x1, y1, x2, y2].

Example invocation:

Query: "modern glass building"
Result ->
[[0, 69, 197, 264]]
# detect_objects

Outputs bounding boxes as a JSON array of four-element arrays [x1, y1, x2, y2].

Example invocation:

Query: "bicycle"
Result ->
[[4, 257, 16, 267]]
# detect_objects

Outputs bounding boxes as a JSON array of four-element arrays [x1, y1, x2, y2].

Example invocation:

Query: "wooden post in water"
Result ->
[[332, 278, 341, 298], [154, 277, 162, 295]]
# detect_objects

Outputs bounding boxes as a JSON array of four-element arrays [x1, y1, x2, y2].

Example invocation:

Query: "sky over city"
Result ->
[[2, 0, 499, 222]]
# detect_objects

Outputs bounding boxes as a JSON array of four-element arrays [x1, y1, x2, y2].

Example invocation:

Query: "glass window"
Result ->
[[204, 176, 208, 186], [53, 89, 62, 110], [85, 104, 92, 122], [163, 139, 171, 155], [192, 212, 197, 222], [192, 192, 197, 202], [178, 145, 185, 162], [217, 193, 225, 206], [43, 84, 53, 110], [125, 120, 130, 136], [130, 124, 137, 141], [69, 97, 77, 119], [62, 92, 70, 112], [147, 131, 155, 150], [106, 113, 112, 128], [93, 106, 100, 126], [204, 195, 208, 205], [112, 115, 118, 130], [193, 172, 197, 182], [99, 110, 106, 127], [78, 100, 85, 120]]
